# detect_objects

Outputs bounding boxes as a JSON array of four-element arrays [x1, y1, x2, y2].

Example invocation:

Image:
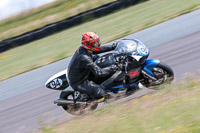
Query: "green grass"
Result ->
[[41, 77, 200, 133], [1, 0, 200, 81], [0, 0, 116, 41]]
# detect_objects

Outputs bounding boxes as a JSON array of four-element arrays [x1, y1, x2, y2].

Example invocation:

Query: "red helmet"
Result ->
[[81, 32, 101, 52]]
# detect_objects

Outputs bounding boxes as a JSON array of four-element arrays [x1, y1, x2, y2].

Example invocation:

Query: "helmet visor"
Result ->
[[91, 40, 101, 48]]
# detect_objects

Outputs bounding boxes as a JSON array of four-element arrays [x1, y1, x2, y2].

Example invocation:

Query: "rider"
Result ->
[[67, 32, 118, 100]]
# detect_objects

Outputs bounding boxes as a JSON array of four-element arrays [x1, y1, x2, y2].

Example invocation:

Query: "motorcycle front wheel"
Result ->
[[142, 62, 174, 88]]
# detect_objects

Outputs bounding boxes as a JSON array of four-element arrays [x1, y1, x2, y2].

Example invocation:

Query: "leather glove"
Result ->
[[110, 64, 119, 73], [117, 63, 124, 71], [115, 55, 126, 71], [112, 42, 119, 50]]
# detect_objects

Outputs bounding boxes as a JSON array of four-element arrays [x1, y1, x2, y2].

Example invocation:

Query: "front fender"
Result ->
[[142, 59, 160, 77]]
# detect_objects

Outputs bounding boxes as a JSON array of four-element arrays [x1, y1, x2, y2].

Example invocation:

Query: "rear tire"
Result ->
[[59, 91, 98, 115]]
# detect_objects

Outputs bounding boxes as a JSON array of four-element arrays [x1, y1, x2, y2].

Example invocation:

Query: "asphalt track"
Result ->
[[0, 9, 200, 133]]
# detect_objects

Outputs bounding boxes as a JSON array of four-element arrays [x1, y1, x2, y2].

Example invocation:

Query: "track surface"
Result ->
[[0, 10, 200, 133]]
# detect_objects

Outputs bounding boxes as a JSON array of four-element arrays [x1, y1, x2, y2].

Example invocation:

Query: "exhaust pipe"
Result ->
[[54, 99, 87, 105]]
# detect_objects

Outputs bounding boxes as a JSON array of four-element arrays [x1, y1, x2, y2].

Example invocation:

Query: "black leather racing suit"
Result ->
[[68, 43, 118, 99]]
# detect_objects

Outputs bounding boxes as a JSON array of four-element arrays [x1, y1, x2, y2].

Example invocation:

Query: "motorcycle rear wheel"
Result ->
[[59, 91, 98, 115]]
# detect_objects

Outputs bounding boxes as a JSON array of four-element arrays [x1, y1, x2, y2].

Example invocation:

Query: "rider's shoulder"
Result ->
[[80, 54, 92, 61]]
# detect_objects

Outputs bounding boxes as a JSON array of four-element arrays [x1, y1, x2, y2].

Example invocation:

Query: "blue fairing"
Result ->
[[106, 82, 139, 92], [136, 40, 149, 57], [106, 85, 124, 92], [142, 59, 160, 77]]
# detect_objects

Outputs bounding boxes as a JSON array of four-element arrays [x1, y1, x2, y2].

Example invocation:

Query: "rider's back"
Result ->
[[68, 46, 92, 87]]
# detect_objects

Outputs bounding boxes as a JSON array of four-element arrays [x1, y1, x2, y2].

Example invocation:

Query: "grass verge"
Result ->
[[1, 0, 200, 81], [41, 76, 200, 133], [0, 0, 116, 41]]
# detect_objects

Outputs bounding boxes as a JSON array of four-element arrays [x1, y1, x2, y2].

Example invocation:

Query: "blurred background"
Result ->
[[0, 0, 56, 19]]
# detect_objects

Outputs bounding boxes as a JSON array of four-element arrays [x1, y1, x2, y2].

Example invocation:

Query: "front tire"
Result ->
[[143, 62, 174, 87]]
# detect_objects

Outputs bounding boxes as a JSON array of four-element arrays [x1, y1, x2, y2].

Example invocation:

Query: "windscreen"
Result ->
[[114, 39, 138, 56]]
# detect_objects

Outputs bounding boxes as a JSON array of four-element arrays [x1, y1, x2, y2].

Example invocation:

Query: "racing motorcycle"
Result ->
[[45, 39, 174, 115]]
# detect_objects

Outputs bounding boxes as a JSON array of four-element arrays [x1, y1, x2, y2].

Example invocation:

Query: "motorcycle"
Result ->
[[45, 39, 174, 115]]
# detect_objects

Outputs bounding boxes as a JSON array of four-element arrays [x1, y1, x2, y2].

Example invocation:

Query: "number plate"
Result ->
[[50, 78, 63, 89]]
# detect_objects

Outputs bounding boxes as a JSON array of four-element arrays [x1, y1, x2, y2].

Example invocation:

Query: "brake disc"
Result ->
[[150, 67, 166, 85]]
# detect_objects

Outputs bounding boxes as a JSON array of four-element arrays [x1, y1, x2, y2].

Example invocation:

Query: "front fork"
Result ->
[[141, 70, 157, 81], [142, 59, 160, 77], [140, 59, 160, 87]]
